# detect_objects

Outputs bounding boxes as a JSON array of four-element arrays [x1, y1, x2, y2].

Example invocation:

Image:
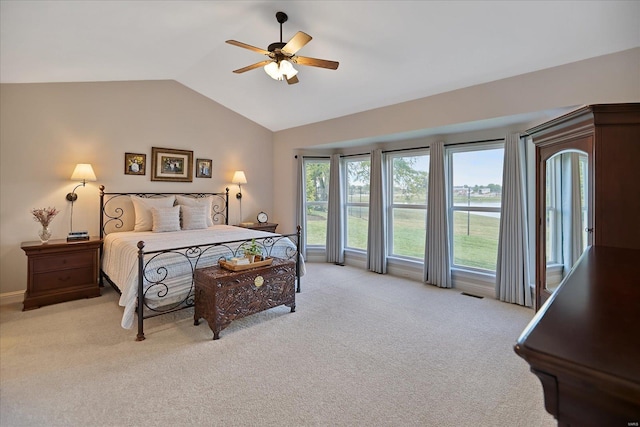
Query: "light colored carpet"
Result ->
[[0, 263, 555, 426]]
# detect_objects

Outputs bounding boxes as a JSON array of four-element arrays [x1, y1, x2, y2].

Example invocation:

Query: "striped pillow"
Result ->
[[175, 195, 213, 226], [181, 205, 208, 230], [151, 206, 181, 233]]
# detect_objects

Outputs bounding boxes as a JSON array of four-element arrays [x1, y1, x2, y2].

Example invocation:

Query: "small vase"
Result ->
[[38, 225, 52, 243], [246, 254, 255, 263]]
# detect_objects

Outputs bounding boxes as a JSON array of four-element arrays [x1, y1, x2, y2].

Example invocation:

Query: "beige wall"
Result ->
[[0, 80, 273, 295], [1, 48, 639, 298], [272, 48, 640, 230]]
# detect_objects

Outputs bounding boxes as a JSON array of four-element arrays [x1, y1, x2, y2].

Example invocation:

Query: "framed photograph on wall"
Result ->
[[196, 158, 212, 178], [124, 153, 146, 175], [151, 147, 193, 182]]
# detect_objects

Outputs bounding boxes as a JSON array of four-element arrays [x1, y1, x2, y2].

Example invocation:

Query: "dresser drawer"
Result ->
[[31, 266, 96, 294], [32, 250, 95, 273]]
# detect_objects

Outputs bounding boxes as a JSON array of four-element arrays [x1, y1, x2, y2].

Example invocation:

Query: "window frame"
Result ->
[[303, 157, 331, 249], [343, 155, 370, 252], [446, 141, 505, 274], [385, 149, 430, 261]]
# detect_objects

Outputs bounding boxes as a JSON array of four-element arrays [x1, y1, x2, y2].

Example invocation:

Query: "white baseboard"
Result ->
[[0, 290, 24, 306]]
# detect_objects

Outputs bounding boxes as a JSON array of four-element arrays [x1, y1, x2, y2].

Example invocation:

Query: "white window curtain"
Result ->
[[326, 154, 344, 264], [496, 133, 532, 307], [367, 149, 387, 273], [424, 141, 451, 287], [561, 152, 584, 271], [296, 155, 307, 259]]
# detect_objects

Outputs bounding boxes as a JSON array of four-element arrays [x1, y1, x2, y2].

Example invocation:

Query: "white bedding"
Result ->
[[102, 225, 304, 329]]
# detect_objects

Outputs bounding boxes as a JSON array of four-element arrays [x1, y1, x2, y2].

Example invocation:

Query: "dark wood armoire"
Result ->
[[515, 103, 640, 426]]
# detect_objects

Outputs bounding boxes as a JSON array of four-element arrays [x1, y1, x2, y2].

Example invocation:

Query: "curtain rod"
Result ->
[[296, 137, 509, 159], [382, 138, 505, 154]]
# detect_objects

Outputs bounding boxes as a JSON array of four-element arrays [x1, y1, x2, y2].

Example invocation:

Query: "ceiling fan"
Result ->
[[226, 11, 339, 85]]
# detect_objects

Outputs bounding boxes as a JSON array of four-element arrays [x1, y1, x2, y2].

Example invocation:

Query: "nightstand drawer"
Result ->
[[32, 266, 96, 293], [21, 237, 102, 310], [32, 251, 95, 273]]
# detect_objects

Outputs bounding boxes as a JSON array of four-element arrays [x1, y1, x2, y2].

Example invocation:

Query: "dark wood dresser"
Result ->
[[194, 258, 295, 340], [515, 246, 640, 425], [21, 237, 102, 310]]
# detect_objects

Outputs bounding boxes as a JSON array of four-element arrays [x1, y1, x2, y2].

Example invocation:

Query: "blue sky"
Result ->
[[399, 148, 504, 187], [452, 148, 504, 187]]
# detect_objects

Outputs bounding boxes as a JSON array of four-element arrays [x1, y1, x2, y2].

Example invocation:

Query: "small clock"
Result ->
[[257, 212, 268, 224]]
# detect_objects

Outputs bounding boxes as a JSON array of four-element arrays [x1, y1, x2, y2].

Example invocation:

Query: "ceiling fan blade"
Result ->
[[232, 60, 272, 74], [286, 75, 299, 85], [282, 31, 312, 55], [294, 56, 339, 70], [226, 40, 270, 55]]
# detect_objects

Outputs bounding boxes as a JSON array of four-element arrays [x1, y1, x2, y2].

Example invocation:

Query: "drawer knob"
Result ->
[[254, 276, 264, 287]]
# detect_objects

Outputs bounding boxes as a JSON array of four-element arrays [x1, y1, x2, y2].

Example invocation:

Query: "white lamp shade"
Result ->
[[280, 60, 298, 78], [70, 163, 97, 182], [232, 170, 247, 184], [264, 62, 282, 80]]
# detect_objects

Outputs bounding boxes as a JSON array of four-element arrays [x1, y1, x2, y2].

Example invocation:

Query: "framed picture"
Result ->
[[124, 153, 146, 175], [151, 147, 193, 182], [196, 158, 212, 178]]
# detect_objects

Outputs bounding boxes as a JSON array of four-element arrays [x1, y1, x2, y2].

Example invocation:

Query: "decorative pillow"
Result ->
[[181, 205, 208, 230], [151, 206, 181, 233], [131, 195, 176, 232], [175, 195, 213, 226]]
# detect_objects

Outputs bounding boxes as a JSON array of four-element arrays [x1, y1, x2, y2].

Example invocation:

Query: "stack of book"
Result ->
[[227, 257, 249, 266], [67, 231, 89, 241]]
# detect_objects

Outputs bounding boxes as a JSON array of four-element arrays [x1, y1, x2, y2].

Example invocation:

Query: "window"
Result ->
[[304, 159, 330, 247], [387, 151, 429, 259], [545, 151, 588, 267], [344, 157, 370, 250], [448, 144, 504, 272]]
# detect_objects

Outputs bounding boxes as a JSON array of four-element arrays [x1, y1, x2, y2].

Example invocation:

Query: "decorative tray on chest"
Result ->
[[218, 257, 274, 272]]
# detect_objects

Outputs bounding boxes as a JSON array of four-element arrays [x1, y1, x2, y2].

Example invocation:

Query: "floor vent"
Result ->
[[461, 292, 484, 299]]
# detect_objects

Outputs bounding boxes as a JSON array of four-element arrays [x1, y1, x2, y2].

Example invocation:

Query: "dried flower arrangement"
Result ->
[[31, 207, 59, 227]]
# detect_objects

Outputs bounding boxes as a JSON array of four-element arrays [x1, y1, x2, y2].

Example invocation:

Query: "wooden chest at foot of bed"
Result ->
[[194, 258, 296, 340]]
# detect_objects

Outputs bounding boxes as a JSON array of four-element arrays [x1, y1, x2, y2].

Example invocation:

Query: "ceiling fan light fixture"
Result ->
[[264, 61, 281, 80], [264, 60, 298, 81]]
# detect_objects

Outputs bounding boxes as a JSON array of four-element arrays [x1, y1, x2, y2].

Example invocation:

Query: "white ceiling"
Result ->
[[1, 1, 639, 132]]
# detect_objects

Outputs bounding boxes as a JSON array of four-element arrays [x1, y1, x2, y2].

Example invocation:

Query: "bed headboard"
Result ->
[[99, 185, 229, 238]]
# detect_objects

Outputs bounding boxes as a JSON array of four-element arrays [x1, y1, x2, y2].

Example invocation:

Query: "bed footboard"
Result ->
[[134, 228, 302, 341]]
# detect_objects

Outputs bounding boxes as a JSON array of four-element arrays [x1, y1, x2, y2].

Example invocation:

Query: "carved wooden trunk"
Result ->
[[194, 258, 296, 340]]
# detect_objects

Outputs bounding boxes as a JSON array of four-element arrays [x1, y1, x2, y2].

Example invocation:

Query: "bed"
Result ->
[[99, 186, 303, 341]]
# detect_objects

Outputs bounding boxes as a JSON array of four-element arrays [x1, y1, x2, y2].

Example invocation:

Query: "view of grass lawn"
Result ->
[[452, 211, 499, 270], [306, 208, 500, 271]]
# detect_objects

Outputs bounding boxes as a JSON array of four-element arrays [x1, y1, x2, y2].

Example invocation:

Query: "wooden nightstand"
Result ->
[[237, 222, 278, 233], [21, 237, 102, 311]]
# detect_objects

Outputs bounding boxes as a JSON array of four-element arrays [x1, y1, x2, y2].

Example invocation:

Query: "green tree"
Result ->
[[393, 157, 428, 202], [488, 183, 502, 194], [305, 162, 330, 202]]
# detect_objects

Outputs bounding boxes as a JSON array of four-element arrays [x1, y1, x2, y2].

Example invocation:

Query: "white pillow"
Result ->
[[131, 195, 176, 232], [181, 205, 208, 230], [151, 206, 181, 233], [175, 195, 213, 226]]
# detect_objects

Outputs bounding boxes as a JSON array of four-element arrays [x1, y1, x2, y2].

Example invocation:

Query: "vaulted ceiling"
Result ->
[[1, 1, 638, 132]]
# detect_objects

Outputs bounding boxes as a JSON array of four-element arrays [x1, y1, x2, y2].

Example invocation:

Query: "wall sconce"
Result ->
[[232, 170, 247, 223], [65, 163, 97, 237]]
